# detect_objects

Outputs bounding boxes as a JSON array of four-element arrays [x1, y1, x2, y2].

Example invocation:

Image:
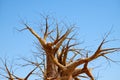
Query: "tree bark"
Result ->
[[46, 54, 57, 79]]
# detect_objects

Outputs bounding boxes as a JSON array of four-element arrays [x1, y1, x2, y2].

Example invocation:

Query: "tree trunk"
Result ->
[[46, 54, 57, 80]]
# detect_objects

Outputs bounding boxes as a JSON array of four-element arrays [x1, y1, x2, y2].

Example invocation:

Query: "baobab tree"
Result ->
[[0, 16, 120, 80]]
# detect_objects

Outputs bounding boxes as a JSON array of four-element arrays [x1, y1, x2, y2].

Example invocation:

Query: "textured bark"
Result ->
[[46, 54, 57, 79]]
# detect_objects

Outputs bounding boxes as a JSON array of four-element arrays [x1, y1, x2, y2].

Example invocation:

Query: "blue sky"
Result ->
[[0, 0, 120, 80]]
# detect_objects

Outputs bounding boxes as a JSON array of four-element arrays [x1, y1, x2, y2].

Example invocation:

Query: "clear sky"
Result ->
[[0, 0, 120, 80]]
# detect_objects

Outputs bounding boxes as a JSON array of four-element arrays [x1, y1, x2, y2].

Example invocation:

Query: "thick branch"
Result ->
[[25, 24, 46, 47], [44, 18, 48, 40], [24, 67, 37, 80], [56, 24, 60, 40], [72, 68, 83, 77], [54, 27, 73, 50], [50, 54, 66, 71], [0, 58, 14, 80], [83, 62, 94, 80], [4, 63, 14, 80], [62, 34, 76, 66]]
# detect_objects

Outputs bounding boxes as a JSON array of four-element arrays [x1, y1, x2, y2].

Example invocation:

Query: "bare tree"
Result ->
[[0, 16, 120, 80]]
